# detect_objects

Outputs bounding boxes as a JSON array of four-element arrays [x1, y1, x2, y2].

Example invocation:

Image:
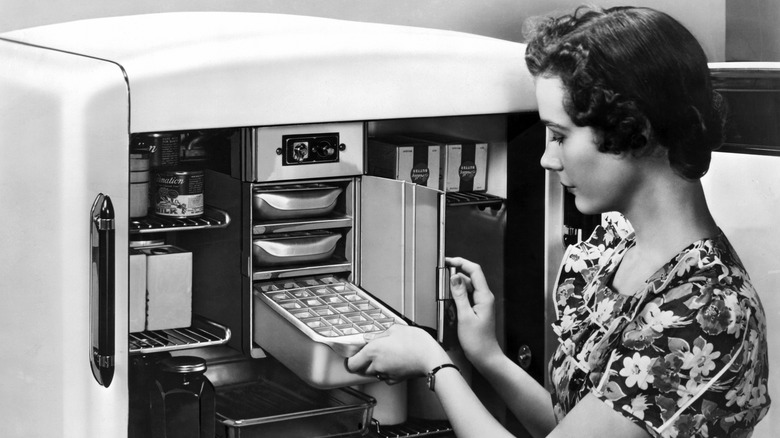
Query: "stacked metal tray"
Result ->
[[253, 275, 406, 388]]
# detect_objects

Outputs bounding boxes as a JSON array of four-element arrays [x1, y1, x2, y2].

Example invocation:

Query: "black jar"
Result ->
[[150, 356, 215, 438]]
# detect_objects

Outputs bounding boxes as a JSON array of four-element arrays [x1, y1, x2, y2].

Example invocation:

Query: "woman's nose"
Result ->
[[540, 143, 563, 171]]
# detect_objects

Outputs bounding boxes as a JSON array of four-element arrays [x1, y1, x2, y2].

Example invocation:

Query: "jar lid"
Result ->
[[160, 356, 207, 374]]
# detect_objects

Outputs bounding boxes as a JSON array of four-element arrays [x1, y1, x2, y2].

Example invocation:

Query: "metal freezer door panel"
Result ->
[[359, 176, 445, 330], [0, 40, 129, 437]]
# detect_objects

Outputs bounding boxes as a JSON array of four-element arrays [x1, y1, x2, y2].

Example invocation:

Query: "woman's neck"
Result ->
[[611, 175, 718, 295]]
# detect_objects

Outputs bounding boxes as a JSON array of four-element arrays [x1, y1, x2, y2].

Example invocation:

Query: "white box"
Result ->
[[439, 138, 488, 192], [139, 245, 192, 330], [367, 136, 440, 189], [128, 248, 147, 333]]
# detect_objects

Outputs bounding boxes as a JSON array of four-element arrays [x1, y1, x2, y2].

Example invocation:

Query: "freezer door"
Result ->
[[359, 176, 446, 336], [0, 40, 129, 436]]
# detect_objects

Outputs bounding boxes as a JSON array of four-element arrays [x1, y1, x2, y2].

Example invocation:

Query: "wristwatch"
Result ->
[[426, 363, 460, 392]]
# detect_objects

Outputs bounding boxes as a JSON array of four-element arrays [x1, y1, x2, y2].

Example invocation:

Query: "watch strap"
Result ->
[[426, 363, 460, 392]]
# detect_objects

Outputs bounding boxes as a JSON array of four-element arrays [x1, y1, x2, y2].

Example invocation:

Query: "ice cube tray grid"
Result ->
[[258, 276, 397, 337]]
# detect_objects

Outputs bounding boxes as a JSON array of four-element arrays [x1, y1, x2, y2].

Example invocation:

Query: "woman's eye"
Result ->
[[550, 134, 565, 145]]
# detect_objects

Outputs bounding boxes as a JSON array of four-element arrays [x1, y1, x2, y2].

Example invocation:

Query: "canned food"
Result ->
[[153, 168, 204, 218], [144, 132, 181, 169]]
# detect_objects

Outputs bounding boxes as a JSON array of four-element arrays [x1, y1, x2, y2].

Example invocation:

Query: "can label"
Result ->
[[153, 169, 204, 218], [146, 133, 181, 169]]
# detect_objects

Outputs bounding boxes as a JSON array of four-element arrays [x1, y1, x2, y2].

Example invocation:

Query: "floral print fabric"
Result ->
[[549, 218, 770, 437]]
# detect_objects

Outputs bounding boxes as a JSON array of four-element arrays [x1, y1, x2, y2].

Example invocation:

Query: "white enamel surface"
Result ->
[[0, 40, 129, 436], [2, 12, 535, 133], [702, 152, 780, 437]]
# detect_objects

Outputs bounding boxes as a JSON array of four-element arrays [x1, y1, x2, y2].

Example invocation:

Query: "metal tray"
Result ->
[[252, 231, 341, 266], [253, 275, 406, 388], [253, 184, 343, 221], [216, 380, 375, 438]]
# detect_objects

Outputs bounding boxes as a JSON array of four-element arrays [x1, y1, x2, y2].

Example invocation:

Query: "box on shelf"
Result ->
[[129, 248, 147, 333], [367, 135, 440, 189], [410, 134, 488, 192], [138, 244, 192, 331]]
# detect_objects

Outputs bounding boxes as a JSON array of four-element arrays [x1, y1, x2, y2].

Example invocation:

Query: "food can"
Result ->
[[152, 168, 204, 218], [130, 141, 150, 218], [144, 132, 181, 169]]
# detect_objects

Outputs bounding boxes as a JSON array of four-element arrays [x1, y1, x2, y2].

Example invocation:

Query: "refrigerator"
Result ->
[[0, 12, 539, 437], [543, 62, 780, 438]]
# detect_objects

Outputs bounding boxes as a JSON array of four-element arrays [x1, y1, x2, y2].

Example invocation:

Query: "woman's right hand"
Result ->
[[446, 257, 503, 367]]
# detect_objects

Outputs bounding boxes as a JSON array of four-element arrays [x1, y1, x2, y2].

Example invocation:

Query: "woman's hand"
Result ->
[[446, 257, 503, 367], [345, 324, 450, 385]]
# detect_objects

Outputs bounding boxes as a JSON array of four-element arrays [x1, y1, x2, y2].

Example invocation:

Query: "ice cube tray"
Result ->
[[256, 276, 403, 345]]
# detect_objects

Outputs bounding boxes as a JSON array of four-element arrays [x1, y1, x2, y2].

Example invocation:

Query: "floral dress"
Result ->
[[549, 217, 771, 437]]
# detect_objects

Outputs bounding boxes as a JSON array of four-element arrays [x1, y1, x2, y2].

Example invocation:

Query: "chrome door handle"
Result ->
[[90, 193, 115, 387]]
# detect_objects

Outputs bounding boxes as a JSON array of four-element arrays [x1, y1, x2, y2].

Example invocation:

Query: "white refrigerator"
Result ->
[[0, 12, 535, 437]]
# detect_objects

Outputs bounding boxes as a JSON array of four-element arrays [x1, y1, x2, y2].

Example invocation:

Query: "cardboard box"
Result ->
[[424, 135, 488, 192], [367, 135, 440, 189], [139, 244, 192, 331], [128, 248, 146, 333]]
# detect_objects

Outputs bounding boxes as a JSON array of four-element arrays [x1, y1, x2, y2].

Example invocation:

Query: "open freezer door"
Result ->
[[359, 176, 449, 340]]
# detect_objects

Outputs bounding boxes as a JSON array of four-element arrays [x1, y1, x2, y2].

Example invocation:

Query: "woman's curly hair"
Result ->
[[524, 6, 725, 179]]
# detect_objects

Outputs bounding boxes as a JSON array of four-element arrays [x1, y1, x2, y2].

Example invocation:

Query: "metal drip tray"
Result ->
[[216, 380, 375, 438]]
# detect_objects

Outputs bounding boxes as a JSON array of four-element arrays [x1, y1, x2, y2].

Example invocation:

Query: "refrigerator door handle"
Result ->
[[90, 193, 115, 388]]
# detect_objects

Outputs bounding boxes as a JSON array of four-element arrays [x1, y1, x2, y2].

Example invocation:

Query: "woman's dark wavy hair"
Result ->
[[524, 6, 725, 179]]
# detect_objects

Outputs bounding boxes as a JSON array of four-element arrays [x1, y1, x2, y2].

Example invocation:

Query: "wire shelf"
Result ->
[[129, 316, 231, 354], [130, 205, 230, 233]]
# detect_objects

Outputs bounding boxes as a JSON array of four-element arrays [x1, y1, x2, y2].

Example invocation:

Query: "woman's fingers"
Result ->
[[450, 273, 476, 320], [446, 257, 490, 292]]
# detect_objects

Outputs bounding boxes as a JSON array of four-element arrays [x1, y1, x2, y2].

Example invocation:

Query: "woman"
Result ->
[[346, 6, 770, 437]]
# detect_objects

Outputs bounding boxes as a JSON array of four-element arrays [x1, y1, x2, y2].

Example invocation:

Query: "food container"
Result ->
[[253, 185, 342, 221], [150, 356, 215, 438], [253, 275, 406, 388], [367, 135, 440, 189], [252, 231, 341, 266], [139, 245, 192, 331], [215, 379, 374, 438], [153, 167, 205, 218]]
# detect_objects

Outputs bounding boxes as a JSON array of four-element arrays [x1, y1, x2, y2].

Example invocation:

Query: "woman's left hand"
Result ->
[[345, 324, 451, 385]]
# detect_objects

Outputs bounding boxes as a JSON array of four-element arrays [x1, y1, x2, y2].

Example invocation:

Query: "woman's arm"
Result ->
[[447, 257, 557, 437], [346, 325, 515, 437]]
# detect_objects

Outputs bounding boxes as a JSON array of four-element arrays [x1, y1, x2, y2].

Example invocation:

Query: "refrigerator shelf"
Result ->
[[368, 418, 454, 437], [445, 192, 503, 209], [129, 316, 231, 354], [130, 205, 230, 233]]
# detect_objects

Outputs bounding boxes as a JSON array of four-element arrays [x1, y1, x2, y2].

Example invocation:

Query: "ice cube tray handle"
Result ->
[[89, 193, 115, 387]]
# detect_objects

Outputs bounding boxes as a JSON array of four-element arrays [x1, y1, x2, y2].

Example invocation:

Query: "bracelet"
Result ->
[[426, 363, 460, 392]]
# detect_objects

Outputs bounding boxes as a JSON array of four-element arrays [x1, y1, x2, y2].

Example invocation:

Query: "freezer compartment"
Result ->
[[252, 231, 342, 267], [252, 275, 406, 388], [253, 184, 343, 220]]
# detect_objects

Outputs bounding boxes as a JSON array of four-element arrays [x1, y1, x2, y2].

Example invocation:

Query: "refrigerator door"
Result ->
[[359, 176, 446, 336], [0, 41, 129, 436], [702, 152, 780, 438]]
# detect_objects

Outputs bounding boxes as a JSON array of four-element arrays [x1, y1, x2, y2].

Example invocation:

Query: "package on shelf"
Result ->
[[367, 135, 441, 189], [407, 134, 488, 192], [129, 247, 147, 333], [138, 244, 192, 331]]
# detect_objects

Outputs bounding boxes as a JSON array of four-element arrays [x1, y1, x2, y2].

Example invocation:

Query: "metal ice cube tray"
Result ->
[[253, 276, 406, 388], [256, 276, 403, 343]]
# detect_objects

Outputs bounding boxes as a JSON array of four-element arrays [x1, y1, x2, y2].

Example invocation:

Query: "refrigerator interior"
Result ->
[[702, 151, 780, 438]]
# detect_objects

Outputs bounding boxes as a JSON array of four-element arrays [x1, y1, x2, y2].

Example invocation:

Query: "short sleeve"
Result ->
[[591, 243, 770, 437]]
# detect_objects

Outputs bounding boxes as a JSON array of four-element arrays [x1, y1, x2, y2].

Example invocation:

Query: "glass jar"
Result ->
[[149, 356, 215, 438]]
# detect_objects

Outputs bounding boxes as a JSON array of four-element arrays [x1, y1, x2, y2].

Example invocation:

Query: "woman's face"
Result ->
[[535, 76, 642, 215]]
